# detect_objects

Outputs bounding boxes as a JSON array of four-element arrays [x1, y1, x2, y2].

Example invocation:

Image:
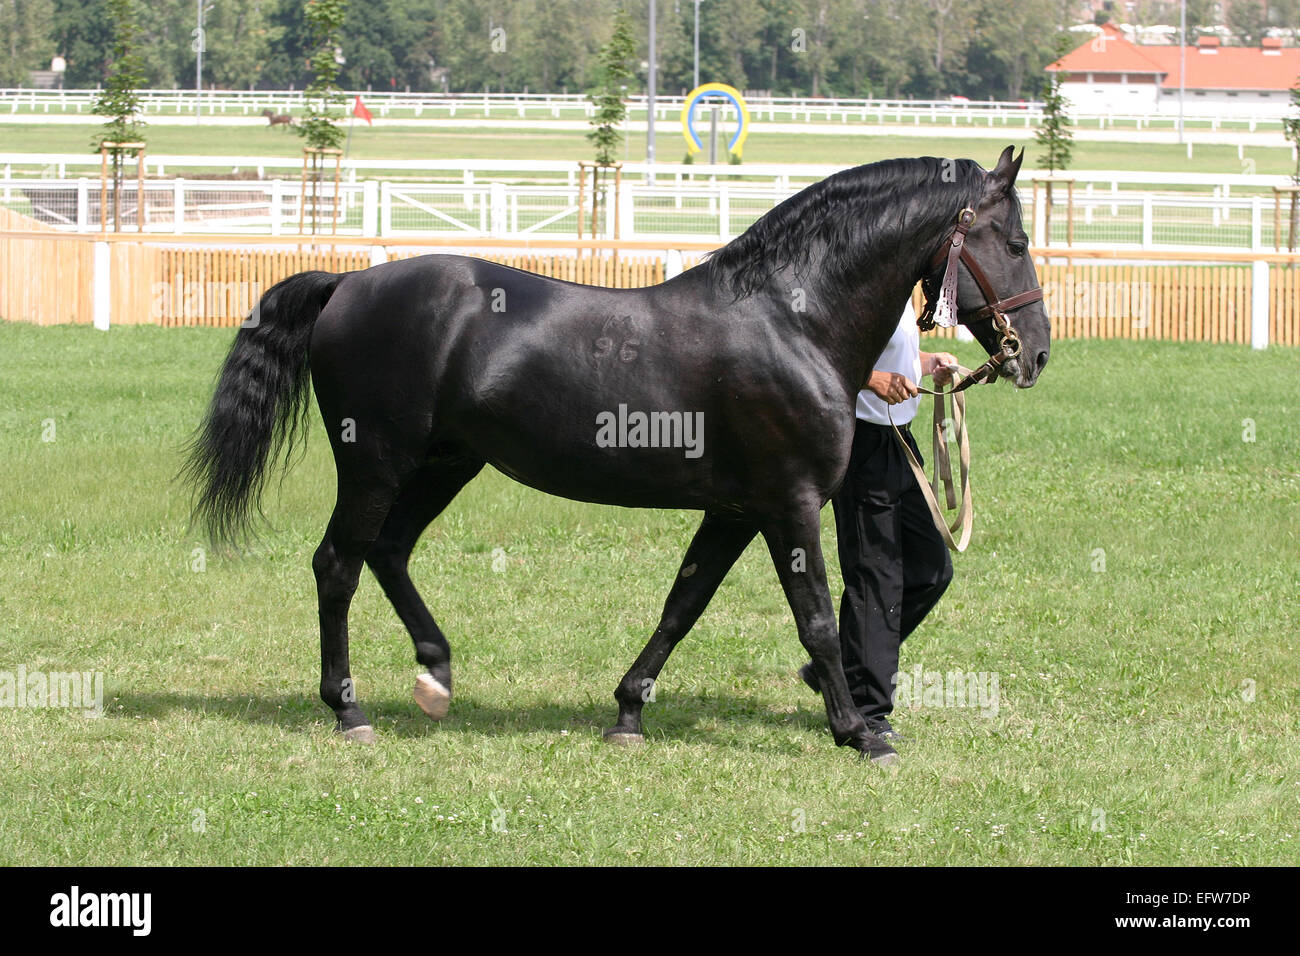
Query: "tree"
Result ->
[[208, 0, 282, 90], [91, 0, 145, 145], [1035, 34, 1073, 174], [700, 0, 764, 90], [1034, 33, 1074, 245], [1283, 78, 1300, 249], [12, 0, 1102, 101], [91, 0, 146, 231], [297, 0, 347, 151], [524, 0, 589, 92], [1227, 0, 1269, 44], [585, 7, 634, 240], [51, 0, 114, 87], [837, 0, 911, 98], [295, 0, 347, 234], [1286, 80, 1300, 183], [587, 7, 634, 166], [914, 0, 975, 97], [0, 0, 56, 87], [791, 0, 835, 97], [966, 0, 1058, 101]]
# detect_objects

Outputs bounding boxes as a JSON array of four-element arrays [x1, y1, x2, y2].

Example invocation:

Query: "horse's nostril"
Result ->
[[1035, 350, 1049, 372]]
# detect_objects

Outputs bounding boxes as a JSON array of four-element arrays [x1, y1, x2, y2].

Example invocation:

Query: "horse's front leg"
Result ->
[[760, 505, 899, 765], [605, 513, 757, 744]]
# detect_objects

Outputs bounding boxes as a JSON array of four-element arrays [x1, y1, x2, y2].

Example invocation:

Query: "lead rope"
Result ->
[[887, 366, 974, 553]]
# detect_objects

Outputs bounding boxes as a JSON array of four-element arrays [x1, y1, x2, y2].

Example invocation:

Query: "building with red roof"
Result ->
[[1045, 22, 1300, 117]]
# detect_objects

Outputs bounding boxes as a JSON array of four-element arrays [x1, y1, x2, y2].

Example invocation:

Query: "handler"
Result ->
[[801, 300, 957, 741]]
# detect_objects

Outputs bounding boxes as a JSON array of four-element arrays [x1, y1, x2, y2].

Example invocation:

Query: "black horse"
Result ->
[[184, 146, 1049, 764]]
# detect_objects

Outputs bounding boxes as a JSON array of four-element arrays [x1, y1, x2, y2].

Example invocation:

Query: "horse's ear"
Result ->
[[988, 145, 1024, 192]]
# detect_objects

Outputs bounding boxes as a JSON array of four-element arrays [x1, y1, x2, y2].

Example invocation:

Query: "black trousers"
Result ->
[[831, 420, 953, 723]]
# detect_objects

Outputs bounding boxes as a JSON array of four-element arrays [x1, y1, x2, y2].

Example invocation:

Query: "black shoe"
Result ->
[[799, 665, 908, 744], [865, 718, 907, 745]]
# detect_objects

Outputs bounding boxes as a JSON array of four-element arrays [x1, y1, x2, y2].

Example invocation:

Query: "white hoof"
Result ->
[[414, 673, 451, 721], [342, 725, 376, 744], [602, 730, 646, 746]]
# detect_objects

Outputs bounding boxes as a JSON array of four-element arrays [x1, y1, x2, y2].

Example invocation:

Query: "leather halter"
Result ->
[[916, 207, 1044, 392]]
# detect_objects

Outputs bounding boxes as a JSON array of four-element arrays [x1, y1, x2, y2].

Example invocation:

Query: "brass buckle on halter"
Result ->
[[957, 207, 977, 229], [993, 311, 1022, 359]]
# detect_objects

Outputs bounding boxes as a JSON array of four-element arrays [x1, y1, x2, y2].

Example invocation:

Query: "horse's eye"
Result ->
[[1008, 240, 1026, 258]]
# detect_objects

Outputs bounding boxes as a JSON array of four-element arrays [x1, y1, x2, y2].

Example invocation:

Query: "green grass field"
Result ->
[[0, 321, 1296, 865], [1, 122, 1294, 177]]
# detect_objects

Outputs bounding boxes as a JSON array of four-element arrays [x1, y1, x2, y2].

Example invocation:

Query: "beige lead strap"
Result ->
[[887, 366, 974, 553]]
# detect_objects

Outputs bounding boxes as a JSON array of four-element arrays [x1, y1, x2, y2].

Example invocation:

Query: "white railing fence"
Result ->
[[5, 175, 1298, 252], [0, 88, 1292, 128]]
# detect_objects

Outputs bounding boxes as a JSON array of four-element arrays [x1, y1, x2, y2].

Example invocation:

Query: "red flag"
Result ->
[[352, 95, 373, 125]]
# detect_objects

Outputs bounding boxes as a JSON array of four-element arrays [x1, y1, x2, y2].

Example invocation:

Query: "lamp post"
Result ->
[[693, 0, 701, 90], [1178, 0, 1186, 144], [193, 2, 213, 124]]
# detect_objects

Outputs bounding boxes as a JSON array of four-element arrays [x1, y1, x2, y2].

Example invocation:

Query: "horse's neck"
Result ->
[[808, 231, 939, 393]]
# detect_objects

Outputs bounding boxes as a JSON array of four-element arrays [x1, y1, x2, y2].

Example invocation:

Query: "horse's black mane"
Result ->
[[707, 157, 996, 300]]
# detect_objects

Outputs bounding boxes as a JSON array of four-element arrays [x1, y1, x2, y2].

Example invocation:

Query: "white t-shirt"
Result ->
[[856, 300, 921, 426]]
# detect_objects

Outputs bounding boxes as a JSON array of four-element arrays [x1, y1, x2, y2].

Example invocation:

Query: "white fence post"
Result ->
[[719, 182, 730, 242], [1251, 260, 1269, 350], [665, 248, 683, 279], [76, 177, 88, 232], [489, 181, 507, 235], [619, 184, 635, 239], [270, 180, 283, 236], [363, 179, 378, 235], [172, 178, 184, 234], [369, 244, 387, 268], [1142, 195, 1154, 247], [92, 241, 110, 330], [380, 181, 392, 236]]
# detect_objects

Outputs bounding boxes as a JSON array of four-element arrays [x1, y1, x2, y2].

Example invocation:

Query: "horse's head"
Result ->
[[946, 146, 1051, 388]]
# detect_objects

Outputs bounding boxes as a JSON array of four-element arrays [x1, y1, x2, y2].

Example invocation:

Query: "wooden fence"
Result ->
[[0, 215, 1297, 346], [1038, 261, 1297, 347]]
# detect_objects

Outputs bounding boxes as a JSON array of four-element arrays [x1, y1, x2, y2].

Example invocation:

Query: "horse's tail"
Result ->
[[181, 270, 343, 545]]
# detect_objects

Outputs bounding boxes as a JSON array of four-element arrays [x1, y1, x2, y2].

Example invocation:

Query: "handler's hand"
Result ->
[[867, 371, 919, 405], [924, 351, 960, 387]]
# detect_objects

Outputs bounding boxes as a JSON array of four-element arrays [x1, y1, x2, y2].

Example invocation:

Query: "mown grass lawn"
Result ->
[[0, 320, 1296, 865], [1, 122, 1293, 176]]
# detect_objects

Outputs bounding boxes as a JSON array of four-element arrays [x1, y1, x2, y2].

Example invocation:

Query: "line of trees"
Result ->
[[3, 0, 1300, 100]]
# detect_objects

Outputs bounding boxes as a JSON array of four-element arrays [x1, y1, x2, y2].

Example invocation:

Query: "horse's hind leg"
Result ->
[[605, 513, 757, 744], [364, 455, 484, 722], [314, 473, 403, 743]]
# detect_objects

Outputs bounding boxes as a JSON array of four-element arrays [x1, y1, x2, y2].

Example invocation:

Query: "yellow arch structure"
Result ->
[[679, 83, 751, 160]]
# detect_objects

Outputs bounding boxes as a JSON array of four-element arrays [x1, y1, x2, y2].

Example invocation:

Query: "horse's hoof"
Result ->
[[342, 725, 376, 744], [870, 751, 901, 769], [414, 673, 451, 721], [602, 729, 646, 746]]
